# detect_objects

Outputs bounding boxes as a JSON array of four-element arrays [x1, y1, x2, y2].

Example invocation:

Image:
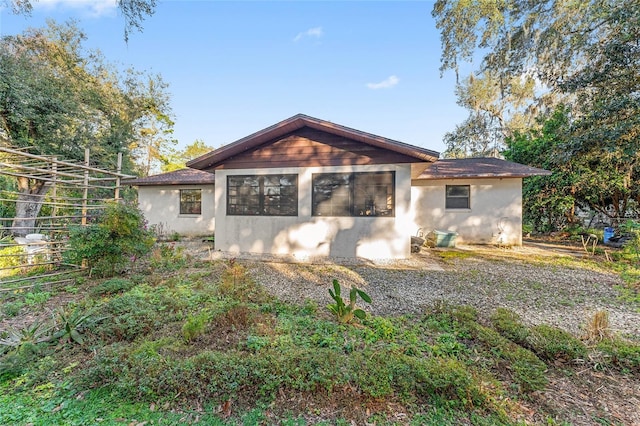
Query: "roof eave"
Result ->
[[187, 114, 440, 170]]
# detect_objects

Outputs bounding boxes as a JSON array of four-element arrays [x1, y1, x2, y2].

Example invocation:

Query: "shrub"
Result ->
[[24, 291, 51, 307], [218, 262, 270, 303], [526, 324, 587, 361], [182, 312, 209, 342], [491, 308, 586, 362], [473, 324, 548, 393], [430, 333, 470, 359], [96, 294, 162, 342], [2, 301, 23, 317], [0, 243, 23, 276], [149, 243, 187, 271], [90, 278, 136, 297], [490, 308, 529, 343], [595, 338, 640, 372], [65, 202, 155, 277]]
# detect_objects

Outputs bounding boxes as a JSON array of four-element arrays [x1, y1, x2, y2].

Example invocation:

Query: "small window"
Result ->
[[227, 174, 298, 216], [180, 189, 202, 214], [446, 185, 470, 209], [312, 171, 395, 217]]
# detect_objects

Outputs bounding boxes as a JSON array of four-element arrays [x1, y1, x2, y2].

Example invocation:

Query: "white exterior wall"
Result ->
[[137, 185, 215, 237], [411, 178, 523, 245], [214, 165, 413, 260]]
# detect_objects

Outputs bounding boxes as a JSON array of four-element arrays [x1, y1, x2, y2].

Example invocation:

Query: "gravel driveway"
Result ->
[[199, 243, 639, 339]]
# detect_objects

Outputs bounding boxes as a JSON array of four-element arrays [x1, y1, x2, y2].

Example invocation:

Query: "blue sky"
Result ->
[[0, 0, 467, 155]]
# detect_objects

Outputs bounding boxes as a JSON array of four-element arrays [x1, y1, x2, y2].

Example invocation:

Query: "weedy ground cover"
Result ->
[[1, 244, 639, 425]]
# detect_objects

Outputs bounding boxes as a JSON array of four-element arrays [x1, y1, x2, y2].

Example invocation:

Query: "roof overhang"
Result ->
[[415, 158, 552, 180], [187, 114, 440, 170]]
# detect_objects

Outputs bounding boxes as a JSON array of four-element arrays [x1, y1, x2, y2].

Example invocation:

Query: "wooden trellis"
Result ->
[[0, 146, 135, 292]]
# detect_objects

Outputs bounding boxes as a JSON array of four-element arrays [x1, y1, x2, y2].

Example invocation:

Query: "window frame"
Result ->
[[179, 189, 202, 215], [445, 185, 470, 209], [311, 171, 395, 217], [226, 174, 298, 216]]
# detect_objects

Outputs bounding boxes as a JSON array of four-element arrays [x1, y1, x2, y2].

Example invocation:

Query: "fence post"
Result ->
[[115, 152, 122, 203], [81, 148, 89, 226]]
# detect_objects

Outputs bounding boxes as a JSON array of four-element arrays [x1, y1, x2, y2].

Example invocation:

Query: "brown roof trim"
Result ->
[[416, 157, 552, 180], [124, 168, 215, 186], [187, 114, 440, 170]]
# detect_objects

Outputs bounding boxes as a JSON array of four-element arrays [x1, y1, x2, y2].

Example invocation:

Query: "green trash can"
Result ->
[[430, 230, 458, 248]]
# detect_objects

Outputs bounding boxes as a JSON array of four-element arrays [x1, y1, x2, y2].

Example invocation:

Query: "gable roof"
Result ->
[[124, 168, 215, 186], [187, 114, 440, 170], [416, 157, 552, 180]]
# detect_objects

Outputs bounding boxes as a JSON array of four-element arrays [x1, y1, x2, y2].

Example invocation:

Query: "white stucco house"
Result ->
[[127, 114, 550, 260]]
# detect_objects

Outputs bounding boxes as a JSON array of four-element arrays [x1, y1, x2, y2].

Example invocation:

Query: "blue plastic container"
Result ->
[[603, 227, 615, 243]]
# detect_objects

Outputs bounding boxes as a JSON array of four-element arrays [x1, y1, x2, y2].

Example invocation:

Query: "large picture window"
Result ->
[[445, 185, 470, 209], [312, 171, 395, 217], [227, 174, 298, 216], [180, 189, 202, 214]]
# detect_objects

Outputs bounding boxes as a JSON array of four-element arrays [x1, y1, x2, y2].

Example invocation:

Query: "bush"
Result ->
[[149, 243, 187, 271], [491, 308, 587, 362], [65, 202, 154, 277], [596, 338, 640, 372], [527, 324, 587, 361], [96, 294, 162, 342], [490, 308, 530, 343], [182, 312, 209, 342], [0, 243, 23, 276], [2, 301, 23, 317], [473, 324, 548, 393], [90, 278, 136, 297], [24, 291, 51, 307], [218, 262, 270, 304]]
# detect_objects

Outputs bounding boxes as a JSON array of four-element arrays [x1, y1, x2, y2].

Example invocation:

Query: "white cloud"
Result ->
[[33, 0, 118, 17], [294, 26, 323, 42], [366, 75, 399, 90]]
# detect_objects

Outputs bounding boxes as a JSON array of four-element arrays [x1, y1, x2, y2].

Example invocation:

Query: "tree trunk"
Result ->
[[11, 177, 50, 237]]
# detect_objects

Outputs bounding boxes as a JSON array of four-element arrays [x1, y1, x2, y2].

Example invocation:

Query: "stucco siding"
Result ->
[[137, 185, 215, 236], [411, 178, 523, 245], [214, 165, 413, 259]]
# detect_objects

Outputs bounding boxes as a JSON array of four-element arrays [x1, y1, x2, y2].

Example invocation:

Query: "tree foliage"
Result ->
[[1, 0, 157, 41], [128, 77, 177, 176], [435, 0, 640, 224], [506, 104, 640, 232], [443, 71, 537, 158], [0, 20, 173, 234], [161, 139, 214, 173], [65, 202, 154, 277], [433, 0, 639, 158]]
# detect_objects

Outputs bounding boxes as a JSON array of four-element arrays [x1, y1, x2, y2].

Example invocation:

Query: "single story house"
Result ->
[[129, 168, 216, 236], [127, 114, 550, 260]]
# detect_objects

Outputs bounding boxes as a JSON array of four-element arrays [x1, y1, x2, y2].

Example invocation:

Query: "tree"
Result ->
[[442, 71, 538, 158], [128, 77, 177, 176], [506, 101, 640, 232], [1, 0, 157, 42], [0, 20, 173, 235], [161, 140, 214, 173], [504, 107, 579, 231], [432, 0, 636, 156], [434, 0, 640, 224]]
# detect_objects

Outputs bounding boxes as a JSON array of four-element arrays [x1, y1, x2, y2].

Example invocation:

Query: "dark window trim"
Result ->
[[312, 171, 395, 217], [445, 184, 470, 209], [226, 174, 298, 216], [179, 189, 202, 215]]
